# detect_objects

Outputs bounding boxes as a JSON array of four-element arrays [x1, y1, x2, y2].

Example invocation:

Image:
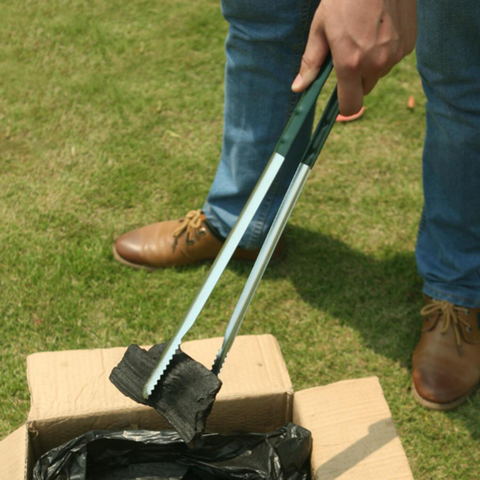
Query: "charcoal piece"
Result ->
[[109, 342, 222, 446]]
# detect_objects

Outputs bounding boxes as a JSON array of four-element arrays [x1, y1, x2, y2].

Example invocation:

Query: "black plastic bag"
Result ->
[[33, 424, 311, 480]]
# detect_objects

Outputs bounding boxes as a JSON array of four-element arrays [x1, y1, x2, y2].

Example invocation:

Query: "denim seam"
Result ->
[[417, 207, 426, 237], [423, 284, 480, 308], [202, 203, 223, 238], [245, 0, 314, 249]]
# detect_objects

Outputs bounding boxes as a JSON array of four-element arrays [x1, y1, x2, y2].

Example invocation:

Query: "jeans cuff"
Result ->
[[422, 284, 480, 308], [203, 202, 253, 249]]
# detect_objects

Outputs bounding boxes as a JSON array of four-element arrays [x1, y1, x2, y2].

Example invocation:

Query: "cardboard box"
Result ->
[[0, 334, 413, 479]]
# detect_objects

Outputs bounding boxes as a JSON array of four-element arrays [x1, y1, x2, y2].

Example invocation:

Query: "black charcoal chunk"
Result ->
[[109, 342, 222, 447]]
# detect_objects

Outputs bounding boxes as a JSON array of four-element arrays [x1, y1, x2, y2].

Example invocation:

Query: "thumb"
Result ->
[[292, 19, 328, 92]]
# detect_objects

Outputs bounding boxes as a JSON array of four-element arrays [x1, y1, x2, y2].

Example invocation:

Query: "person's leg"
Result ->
[[203, 0, 320, 249], [412, 0, 480, 409], [416, 0, 480, 307], [114, 0, 319, 268]]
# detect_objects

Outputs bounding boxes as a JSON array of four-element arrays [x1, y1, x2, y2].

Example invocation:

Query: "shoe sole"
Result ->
[[411, 381, 475, 411], [112, 244, 286, 272]]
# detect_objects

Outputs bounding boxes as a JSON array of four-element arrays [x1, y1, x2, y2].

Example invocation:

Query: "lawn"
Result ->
[[1, 1, 479, 478]]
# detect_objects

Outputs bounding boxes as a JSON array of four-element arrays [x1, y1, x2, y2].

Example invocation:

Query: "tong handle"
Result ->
[[212, 85, 339, 375], [144, 55, 336, 397], [301, 85, 339, 168], [276, 54, 333, 157]]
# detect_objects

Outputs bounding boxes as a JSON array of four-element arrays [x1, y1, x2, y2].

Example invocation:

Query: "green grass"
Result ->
[[1, 1, 479, 478]]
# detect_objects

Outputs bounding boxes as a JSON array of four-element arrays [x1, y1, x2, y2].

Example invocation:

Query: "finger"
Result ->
[[362, 57, 395, 95], [292, 18, 328, 92], [362, 76, 378, 95], [337, 73, 364, 116]]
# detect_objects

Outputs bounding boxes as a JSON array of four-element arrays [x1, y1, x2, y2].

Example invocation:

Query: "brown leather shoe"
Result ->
[[113, 210, 285, 270], [412, 296, 480, 410]]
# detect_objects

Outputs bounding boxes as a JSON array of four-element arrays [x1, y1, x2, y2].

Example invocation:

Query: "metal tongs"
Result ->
[[144, 56, 338, 398]]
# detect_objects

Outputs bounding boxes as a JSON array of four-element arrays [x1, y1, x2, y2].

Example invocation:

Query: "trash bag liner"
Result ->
[[33, 424, 312, 480], [109, 342, 222, 446]]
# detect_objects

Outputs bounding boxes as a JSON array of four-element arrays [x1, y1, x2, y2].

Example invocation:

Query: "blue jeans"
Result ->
[[416, 0, 480, 307], [204, 0, 480, 308], [203, 0, 319, 250]]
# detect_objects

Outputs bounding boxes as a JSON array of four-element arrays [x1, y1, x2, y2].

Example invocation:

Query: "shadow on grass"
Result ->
[[281, 225, 422, 368], [229, 224, 480, 439], [228, 224, 422, 368]]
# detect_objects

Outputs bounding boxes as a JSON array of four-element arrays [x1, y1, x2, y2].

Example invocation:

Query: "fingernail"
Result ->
[[292, 74, 302, 90]]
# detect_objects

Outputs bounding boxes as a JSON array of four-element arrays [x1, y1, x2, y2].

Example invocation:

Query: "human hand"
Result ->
[[291, 0, 417, 116]]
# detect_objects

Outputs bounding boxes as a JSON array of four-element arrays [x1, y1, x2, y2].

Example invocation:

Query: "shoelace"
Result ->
[[172, 210, 204, 245], [420, 300, 470, 352]]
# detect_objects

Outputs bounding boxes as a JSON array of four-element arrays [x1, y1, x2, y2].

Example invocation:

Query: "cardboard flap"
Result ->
[[0, 425, 31, 480], [26, 334, 293, 454], [293, 377, 413, 480]]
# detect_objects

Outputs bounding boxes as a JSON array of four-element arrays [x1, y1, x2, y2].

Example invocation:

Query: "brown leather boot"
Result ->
[[113, 210, 285, 270], [412, 296, 480, 410]]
